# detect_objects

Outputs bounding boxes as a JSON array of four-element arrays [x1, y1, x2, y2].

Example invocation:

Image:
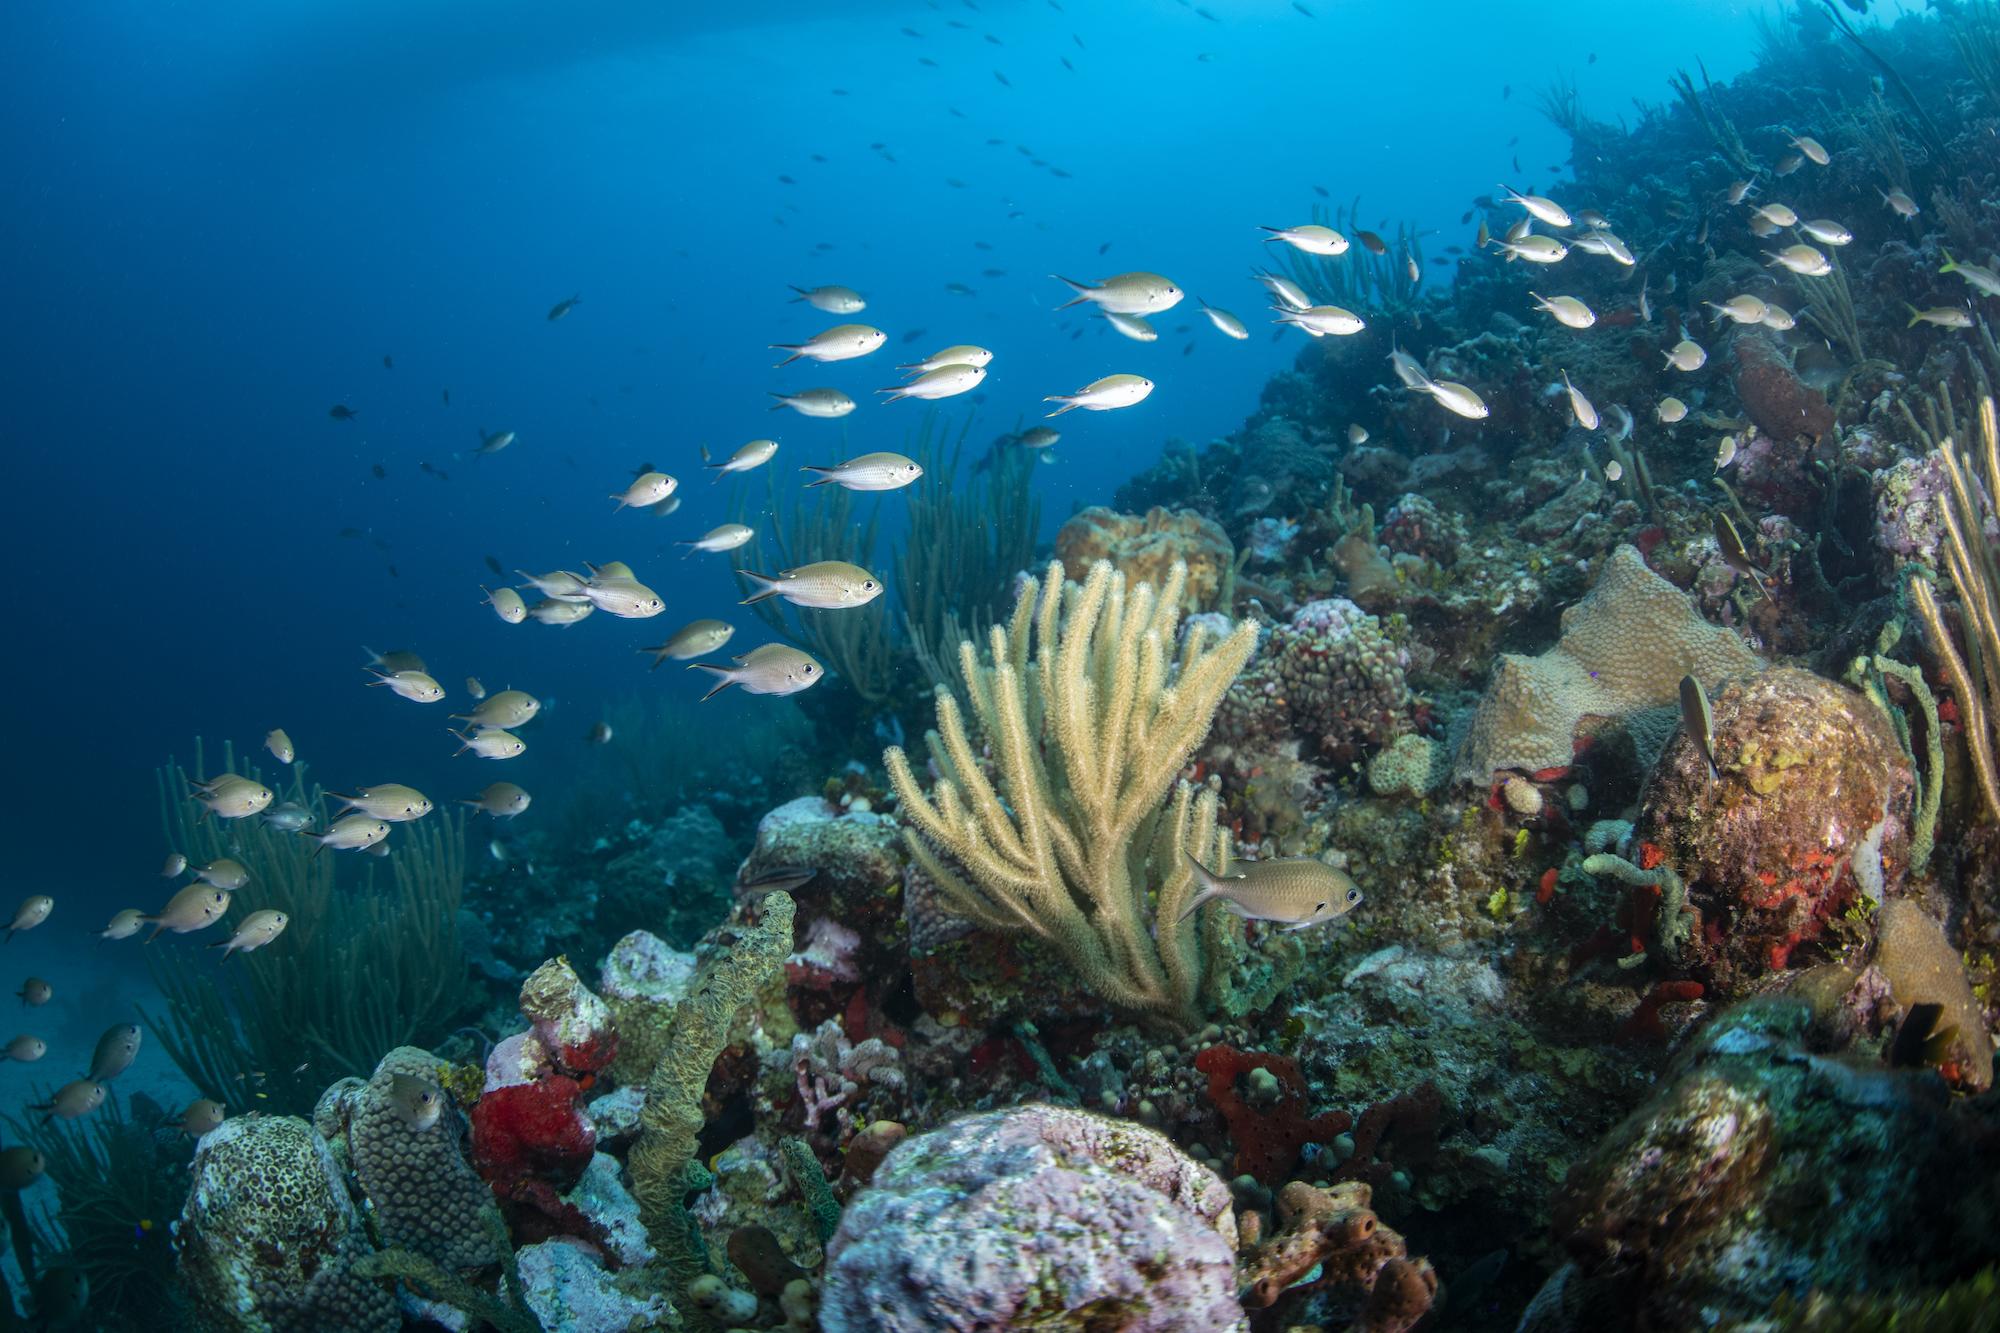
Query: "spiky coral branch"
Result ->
[[884, 560, 1259, 1028]]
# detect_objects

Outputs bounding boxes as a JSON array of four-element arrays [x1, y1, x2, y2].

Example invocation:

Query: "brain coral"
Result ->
[[175, 1114, 398, 1332], [340, 1046, 499, 1272], [821, 1103, 1244, 1332], [1055, 506, 1235, 611], [1453, 545, 1762, 784]]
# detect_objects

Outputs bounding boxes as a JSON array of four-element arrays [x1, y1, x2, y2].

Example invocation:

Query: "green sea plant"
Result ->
[[1267, 203, 1424, 315], [630, 892, 796, 1311], [894, 411, 1041, 670], [1910, 397, 2000, 825], [1848, 634, 1943, 873], [140, 742, 477, 1116], [884, 560, 1268, 1029], [6, 1092, 187, 1332], [778, 1137, 841, 1245], [1668, 61, 1758, 175]]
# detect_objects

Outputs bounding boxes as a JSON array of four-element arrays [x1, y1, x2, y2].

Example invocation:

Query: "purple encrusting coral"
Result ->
[[820, 1105, 1244, 1333]]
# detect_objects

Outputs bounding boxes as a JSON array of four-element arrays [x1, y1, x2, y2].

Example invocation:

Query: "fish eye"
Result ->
[[1347, 888, 1362, 904]]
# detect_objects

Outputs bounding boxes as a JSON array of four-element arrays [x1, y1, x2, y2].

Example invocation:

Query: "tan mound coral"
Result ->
[[1055, 505, 1235, 610], [1453, 545, 1762, 784], [1873, 900, 1993, 1092]]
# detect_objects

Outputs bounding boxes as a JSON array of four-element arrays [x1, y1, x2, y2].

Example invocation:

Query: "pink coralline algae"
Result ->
[[822, 1104, 1244, 1332]]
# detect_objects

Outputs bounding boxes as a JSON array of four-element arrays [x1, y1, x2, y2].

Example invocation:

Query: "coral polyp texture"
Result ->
[[175, 1115, 398, 1332], [1454, 544, 1763, 784], [820, 1104, 1244, 1332]]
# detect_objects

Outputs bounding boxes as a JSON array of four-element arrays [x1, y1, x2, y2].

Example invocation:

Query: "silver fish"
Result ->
[[262, 802, 313, 833], [1178, 854, 1362, 930], [801, 452, 923, 491], [388, 1073, 444, 1131], [738, 561, 883, 610], [641, 620, 735, 666], [87, 1024, 142, 1081], [211, 909, 289, 959], [688, 644, 825, 700]]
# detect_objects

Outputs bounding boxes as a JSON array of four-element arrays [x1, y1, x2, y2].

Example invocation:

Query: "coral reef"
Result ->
[[1640, 667, 1914, 992], [1055, 506, 1237, 611], [885, 560, 1262, 1027], [472, 959, 618, 1241], [1454, 546, 1764, 785], [175, 1114, 397, 1332], [1210, 597, 1417, 767], [1545, 998, 2000, 1329], [1237, 1180, 1435, 1330], [319, 1046, 500, 1272], [821, 1104, 1243, 1332]]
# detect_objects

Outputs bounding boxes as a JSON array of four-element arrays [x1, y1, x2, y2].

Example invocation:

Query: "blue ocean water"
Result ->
[[0, 0, 1983, 1325], [2, 0, 1822, 907]]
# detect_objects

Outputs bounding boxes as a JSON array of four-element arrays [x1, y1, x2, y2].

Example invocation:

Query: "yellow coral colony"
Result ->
[[884, 560, 1258, 1028]]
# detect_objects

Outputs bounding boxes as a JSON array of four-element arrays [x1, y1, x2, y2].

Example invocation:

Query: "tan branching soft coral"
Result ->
[[1237, 1180, 1436, 1330], [1454, 545, 1763, 784], [885, 560, 1260, 1028]]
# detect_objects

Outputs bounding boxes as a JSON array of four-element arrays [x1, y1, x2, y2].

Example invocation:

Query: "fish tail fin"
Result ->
[[737, 574, 781, 606], [1051, 275, 1093, 308], [687, 663, 736, 701], [1940, 248, 1959, 274], [877, 387, 909, 402], [1176, 850, 1224, 922], [769, 347, 803, 367], [787, 286, 809, 301], [1908, 303, 1925, 327], [767, 394, 790, 410], [1042, 397, 1077, 418]]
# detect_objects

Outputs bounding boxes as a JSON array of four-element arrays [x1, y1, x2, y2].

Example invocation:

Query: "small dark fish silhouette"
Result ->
[[918, 57, 938, 67], [993, 69, 1011, 87], [974, 240, 994, 250], [1313, 185, 1329, 198], [484, 555, 504, 576], [1503, 84, 1512, 100], [338, 527, 362, 539], [371, 463, 387, 479], [741, 865, 819, 898], [382, 354, 392, 369], [387, 564, 400, 579], [778, 174, 796, 185], [329, 405, 357, 421], [1513, 154, 1522, 172], [1355, 229, 1388, 255], [1588, 51, 1597, 63], [1061, 56, 1075, 71], [442, 388, 451, 405], [547, 295, 581, 321], [985, 32, 1002, 44], [810, 153, 827, 163], [1293, 0, 1315, 14], [1098, 240, 1112, 255], [901, 25, 922, 36], [901, 327, 928, 344]]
